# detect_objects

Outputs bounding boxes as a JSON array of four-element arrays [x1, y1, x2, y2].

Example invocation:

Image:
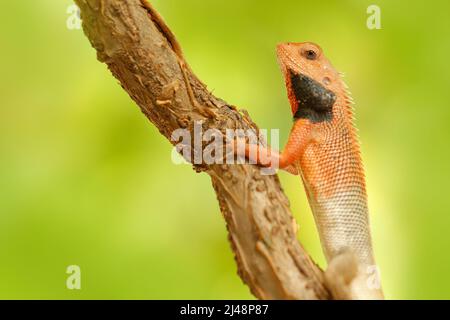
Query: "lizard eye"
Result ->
[[303, 49, 318, 60]]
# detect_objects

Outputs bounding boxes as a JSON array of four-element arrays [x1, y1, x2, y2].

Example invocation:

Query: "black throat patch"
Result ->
[[290, 71, 336, 123]]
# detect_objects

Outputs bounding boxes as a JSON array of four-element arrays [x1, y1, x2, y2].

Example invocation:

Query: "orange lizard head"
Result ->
[[276, 42, 343, 122]]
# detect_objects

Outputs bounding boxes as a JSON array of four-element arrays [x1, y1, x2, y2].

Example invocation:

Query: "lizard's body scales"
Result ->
[[295, 96, 374, 267]]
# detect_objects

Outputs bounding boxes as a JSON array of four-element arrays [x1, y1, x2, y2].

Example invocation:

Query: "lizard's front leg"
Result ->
[[233, 139, 298, 175], [233, 119, 312, 175]]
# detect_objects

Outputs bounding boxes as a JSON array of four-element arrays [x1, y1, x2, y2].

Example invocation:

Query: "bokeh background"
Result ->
[[1, 0, 450, 299]]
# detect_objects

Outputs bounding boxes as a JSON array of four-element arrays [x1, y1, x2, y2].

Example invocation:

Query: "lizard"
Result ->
[[234, 42, 383, 299]]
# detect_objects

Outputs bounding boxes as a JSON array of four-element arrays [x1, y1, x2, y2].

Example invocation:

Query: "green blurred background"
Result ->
[[1, 0, 449, 299]]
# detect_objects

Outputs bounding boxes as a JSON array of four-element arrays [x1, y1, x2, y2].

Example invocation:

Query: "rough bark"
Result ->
[[74, 0, 332, 299]]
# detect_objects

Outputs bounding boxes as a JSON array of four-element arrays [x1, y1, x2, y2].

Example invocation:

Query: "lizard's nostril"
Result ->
[[323, 77, 331, 85]]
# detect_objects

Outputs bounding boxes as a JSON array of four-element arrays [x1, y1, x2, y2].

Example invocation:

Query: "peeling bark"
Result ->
[[75, 0, 332, 299]]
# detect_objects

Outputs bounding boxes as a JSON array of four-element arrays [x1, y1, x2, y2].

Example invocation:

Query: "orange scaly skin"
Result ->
[[239, 42, 383, 299]]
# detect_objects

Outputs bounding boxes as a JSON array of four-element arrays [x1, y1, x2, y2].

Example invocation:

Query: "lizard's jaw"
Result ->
[[280, 66, 336, 122], [289, 71, 336, 123]]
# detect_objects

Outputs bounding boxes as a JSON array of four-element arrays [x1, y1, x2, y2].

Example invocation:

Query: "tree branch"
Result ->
[[75, 0, 332, 299]]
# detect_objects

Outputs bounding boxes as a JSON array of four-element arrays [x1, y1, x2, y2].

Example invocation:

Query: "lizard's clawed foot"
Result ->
[[229, 138, 298, 175]]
